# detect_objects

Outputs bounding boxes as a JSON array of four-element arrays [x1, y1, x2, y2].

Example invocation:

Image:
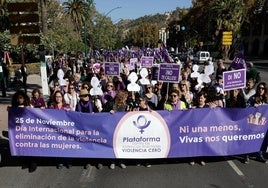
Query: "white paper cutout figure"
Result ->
[[190, 64, 200, 78], [205, 63, 214, 76], [193, 63, 215, 90], [195, 74, 204, 90], [127, 72, 140, 92], [139, 68, 150, 85], [57, 68, 65, 86], [58, 79, 67, 86], [90, 76, 103, 96]]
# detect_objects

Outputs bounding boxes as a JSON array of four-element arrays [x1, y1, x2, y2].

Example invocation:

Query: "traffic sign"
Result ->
[[222, 31, 233, 45]]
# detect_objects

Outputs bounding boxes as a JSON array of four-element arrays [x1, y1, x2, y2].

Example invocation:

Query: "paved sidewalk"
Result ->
[[0, 74, 42, 136]]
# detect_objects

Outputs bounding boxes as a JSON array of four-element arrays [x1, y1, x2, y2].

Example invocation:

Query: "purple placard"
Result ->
[[127, 58, 138, 70], [158, 63, 180, 83], [8, 106, 268, 159], [230, 53, 247, 70], [140, 56, 154, 68], [104, 62, 120, 76], [223, 69, 246, 91]]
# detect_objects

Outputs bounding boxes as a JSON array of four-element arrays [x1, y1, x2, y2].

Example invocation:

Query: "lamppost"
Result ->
[[98, 6, 122, 49]]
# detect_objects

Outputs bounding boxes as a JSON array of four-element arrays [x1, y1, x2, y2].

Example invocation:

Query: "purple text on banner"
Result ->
[[158, 63, 180, 83], [141, 56, 154, 68], [8, 106, 268, 159], [223, 69, 246, 91], [104, 62, 120, 76]]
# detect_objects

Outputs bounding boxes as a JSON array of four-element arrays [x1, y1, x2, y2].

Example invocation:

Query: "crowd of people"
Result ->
[[9, 53, 268, 172]]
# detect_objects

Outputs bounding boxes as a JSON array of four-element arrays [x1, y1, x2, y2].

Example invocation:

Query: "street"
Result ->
[[0, 60, 268, 188], [0, 155, 268, 188]]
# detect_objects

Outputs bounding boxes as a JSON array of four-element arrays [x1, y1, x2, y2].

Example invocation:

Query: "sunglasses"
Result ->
[[258, 87, 265, 90], [171, 94, 178, 97], [69, 87, 74, 89]]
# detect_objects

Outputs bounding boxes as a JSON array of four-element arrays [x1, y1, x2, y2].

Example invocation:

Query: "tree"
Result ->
[[40, 0, 48, 35], [210, 0, 258, 60], [41, 0, 83, 55], [92, 13, 118, 49], [63, 0, 94, 35], [178, 0, 257, 59], [125, 23, 159, 48]]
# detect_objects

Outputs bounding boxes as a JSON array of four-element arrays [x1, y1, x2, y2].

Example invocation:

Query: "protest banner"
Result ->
[[140, 56, 154, 68], [158, 64, 180, 83], [104, 62, 120, 76], [8, 106, 268, 158], [223, 69, 246, 91], [128, 58, 138, 70]]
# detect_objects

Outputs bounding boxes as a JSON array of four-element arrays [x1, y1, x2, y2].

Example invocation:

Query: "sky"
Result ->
[[94, 0, 192, 22]]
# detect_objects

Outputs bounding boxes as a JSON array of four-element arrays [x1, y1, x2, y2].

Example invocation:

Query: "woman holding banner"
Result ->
[[49, 90, 71, 169], [241, 82, 267, 164], [247, 82, 268, 163], [75, 89, 102, 169], [105, 90, 129, 169], [189, 91, 208, 166], [10, 90, 37, 172], [240, 78, 257, 164]]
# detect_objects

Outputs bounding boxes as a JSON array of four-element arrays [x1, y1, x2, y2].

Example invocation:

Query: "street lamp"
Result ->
[[98, 6, 122, 49], [113, 18, 123, 24]]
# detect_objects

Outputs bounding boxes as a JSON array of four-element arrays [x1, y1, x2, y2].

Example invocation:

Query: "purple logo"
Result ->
[[133, 115, 151, 134]]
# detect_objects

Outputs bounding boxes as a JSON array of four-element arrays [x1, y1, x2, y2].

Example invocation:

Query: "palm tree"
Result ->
[[63, 0, 94, 35]]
